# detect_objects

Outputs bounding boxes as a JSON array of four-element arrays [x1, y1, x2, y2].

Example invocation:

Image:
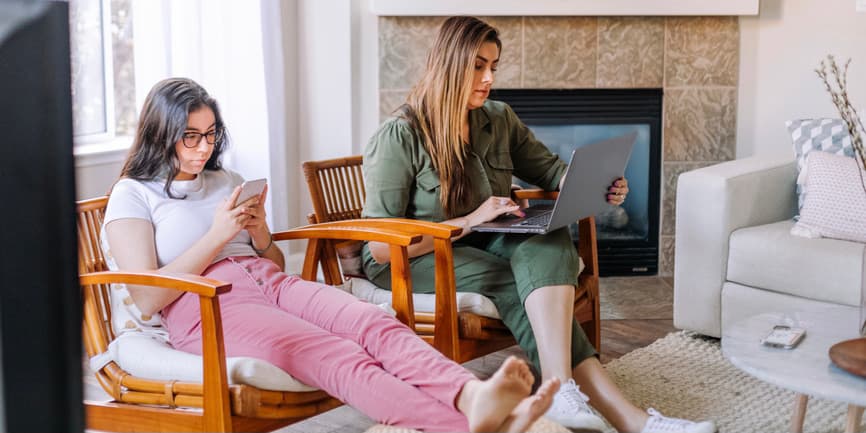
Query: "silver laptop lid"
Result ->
[[546, 131, 637, 230]]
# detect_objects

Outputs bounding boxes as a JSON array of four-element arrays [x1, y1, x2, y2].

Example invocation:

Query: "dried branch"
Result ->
[[816, 55, 866, 195]]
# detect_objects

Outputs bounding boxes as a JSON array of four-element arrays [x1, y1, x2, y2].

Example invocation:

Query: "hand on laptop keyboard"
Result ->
[[469, 196, 525, 226]]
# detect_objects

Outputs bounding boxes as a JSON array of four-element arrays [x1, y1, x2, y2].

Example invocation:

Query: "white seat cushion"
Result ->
[[342, 277, 502, 319], [727, 220, 865, 307], [92, 333, 317, 392]]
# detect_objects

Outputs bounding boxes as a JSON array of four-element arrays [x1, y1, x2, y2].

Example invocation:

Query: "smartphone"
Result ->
[[761, 325, 806, 349], [235, 178, 267, 207]]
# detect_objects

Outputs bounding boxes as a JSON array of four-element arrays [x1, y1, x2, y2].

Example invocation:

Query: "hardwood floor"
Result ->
[[597, 275, 677, 363], [599, 319, 677, 364]]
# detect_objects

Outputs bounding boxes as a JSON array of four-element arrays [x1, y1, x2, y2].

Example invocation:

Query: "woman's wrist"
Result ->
[[252, 235, 273, 255], [455, 215, 474, 237], [250, 227, 273, 255]]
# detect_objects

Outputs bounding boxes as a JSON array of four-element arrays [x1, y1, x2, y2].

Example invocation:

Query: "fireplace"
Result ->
[[490, 88, 662, 276]]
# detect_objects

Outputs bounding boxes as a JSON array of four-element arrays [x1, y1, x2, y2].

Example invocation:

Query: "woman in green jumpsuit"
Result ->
[[361, 16, 716, 433]]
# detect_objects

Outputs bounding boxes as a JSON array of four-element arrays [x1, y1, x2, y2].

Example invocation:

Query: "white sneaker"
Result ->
[[640, 408, 716, 433], [544, 379, 606, 432]]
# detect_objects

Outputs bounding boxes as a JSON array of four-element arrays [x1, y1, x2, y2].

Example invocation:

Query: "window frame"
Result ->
[[71, 0, 117, 147]]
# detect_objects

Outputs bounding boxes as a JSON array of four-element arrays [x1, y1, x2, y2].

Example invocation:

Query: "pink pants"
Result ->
[[161, 256, 475, 432]]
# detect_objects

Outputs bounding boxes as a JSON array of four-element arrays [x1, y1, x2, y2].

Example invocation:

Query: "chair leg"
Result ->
[[790, 394, 808, 433], [846, 405, 864, 433], [576, 270, 601, 353], [581, 316, 601, 353]]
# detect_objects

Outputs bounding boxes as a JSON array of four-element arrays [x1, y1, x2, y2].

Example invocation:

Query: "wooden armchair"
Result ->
[[300, 155, 600, 363], [79, 197, 402, 432]]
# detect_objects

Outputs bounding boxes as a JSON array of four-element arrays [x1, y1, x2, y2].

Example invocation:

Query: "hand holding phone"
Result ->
[[234, 178, 267, 207]]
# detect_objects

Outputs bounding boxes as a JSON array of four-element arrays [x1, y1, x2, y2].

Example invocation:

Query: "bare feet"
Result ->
[[498, 377, 560, 433], [461, 356, 535, 432]]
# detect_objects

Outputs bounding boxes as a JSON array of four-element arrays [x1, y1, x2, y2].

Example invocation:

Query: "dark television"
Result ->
[[0, 1, 83, 432]]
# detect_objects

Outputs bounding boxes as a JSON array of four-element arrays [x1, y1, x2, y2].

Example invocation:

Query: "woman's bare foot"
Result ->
[[459, 356, 535, 432], [497, 377, 560, 433]]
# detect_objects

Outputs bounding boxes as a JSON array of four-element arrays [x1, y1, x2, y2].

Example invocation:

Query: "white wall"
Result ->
[[354, 0, 381, 153], [292, 0, 358, 229], [75, 157, 123, 199], [737, 0, 866, 157], [276, 1, 303, 265], [296, 2, 354, 157]]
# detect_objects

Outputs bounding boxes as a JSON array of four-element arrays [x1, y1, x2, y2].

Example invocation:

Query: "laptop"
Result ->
[[472, 131, 637, 234]]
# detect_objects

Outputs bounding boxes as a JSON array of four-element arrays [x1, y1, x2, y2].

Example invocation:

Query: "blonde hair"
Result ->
[[398, 16, 501, 217]]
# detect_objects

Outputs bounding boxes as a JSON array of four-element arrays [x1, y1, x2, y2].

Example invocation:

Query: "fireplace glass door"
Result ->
[[491, 88, 662, 276]]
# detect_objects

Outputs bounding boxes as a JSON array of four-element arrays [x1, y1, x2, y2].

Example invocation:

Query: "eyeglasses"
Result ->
[[181, 128, 223, 148]]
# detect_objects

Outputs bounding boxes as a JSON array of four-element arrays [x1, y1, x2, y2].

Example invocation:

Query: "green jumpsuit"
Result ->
[[361, 100, 597, 372]]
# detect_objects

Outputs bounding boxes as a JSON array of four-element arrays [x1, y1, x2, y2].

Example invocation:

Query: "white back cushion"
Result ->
[[343, 277, 502, 319]]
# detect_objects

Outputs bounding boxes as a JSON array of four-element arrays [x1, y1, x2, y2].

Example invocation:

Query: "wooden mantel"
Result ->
[[371, 0, 760, 16]]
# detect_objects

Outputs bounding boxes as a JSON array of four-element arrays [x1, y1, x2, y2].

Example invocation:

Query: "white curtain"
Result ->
[[132, 0, 290, 232]]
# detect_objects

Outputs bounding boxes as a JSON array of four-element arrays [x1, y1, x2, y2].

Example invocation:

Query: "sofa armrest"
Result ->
[[673, 154, 797, 337]]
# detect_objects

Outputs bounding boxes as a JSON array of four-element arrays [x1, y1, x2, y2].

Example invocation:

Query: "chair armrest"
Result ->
[[511, 189, 559, 201], [339, 219, 463, 357], [673, 154, 797, 337], [273, 219, 464, 357], [80, 270, 233, 427], [290, 218, 460, 240], [272, 222, 422, 246], [79, 271, 231, 298], [359, 218, 462, 239], [273, 221, 426, 329]]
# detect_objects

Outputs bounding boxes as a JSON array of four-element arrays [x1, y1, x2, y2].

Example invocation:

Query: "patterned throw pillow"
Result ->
[[791, 151, 866, 243], [786, 118, 854, 213]]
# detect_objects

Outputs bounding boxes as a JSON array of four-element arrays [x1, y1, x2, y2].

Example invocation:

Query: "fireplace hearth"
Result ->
[[490, 88, 662, 276]]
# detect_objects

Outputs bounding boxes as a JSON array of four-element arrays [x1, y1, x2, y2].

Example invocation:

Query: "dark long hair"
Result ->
[[118, 77, 228, 198]]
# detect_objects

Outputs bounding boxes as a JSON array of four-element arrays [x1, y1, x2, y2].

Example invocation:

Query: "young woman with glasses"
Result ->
[[102, 77, 560, 433]]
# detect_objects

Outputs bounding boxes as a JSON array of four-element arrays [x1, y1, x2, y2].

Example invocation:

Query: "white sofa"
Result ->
[[673, 153, 865, 338]]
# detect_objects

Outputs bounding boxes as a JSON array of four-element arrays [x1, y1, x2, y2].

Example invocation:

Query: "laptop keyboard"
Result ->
[[515, 211, 551, 227]]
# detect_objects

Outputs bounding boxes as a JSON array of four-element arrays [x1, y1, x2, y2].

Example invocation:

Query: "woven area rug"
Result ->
[[602, 331, 862, 433], [364, 331, 862, 433]]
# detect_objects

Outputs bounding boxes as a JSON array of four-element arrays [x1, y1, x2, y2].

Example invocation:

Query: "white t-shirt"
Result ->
[[103, 169, 257, 267]]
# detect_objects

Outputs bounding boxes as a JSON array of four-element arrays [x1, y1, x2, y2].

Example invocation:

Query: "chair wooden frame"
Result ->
[[78, 196, 435, 432], [301, 156, 600, 364]]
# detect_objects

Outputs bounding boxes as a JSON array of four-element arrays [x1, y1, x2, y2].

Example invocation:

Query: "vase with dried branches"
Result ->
[[817, 57, 866, 378], [816, 55, 866, 196]]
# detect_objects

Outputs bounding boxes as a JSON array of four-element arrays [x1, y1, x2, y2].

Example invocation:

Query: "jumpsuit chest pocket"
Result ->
[[415, 167, 441, 191], [485, 151, 514, 196], [411, 167, 443, 220]]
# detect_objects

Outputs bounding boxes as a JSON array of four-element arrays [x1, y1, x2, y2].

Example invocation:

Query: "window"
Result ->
[[69, 0, 136, 147]]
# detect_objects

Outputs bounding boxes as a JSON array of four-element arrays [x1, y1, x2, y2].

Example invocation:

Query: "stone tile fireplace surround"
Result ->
[[378, 16, 739, 276]]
